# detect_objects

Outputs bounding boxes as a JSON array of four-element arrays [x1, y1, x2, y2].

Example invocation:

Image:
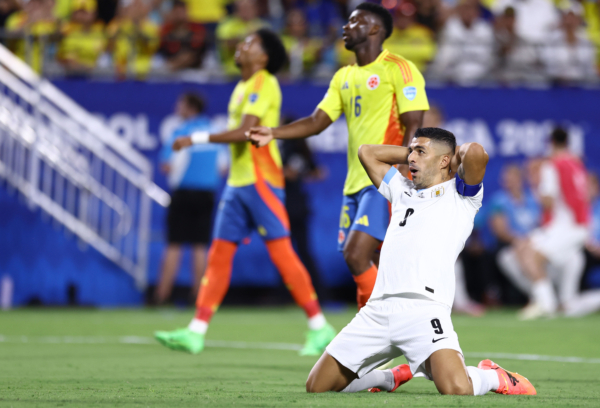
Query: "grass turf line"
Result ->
[[1, 308, 599, 407]]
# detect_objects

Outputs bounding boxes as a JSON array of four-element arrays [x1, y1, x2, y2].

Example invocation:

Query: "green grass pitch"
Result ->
[[1, 307, 599, 407]]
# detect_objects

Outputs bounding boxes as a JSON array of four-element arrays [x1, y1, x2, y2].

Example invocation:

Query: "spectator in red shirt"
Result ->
[[159, 0, 207, 71]]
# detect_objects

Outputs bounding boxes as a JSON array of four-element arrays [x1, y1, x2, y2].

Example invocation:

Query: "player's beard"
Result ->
[[344, 35, 366, 51], [412, 167, 435, 190]]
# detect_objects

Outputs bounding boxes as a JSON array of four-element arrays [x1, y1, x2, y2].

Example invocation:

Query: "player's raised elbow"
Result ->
[[462, 143, 489, 166]]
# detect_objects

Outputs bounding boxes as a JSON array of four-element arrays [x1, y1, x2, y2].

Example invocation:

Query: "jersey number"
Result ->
[[399, 208, 414, 227], [350, 96, 361, 117], [431, 319, 443, 334]]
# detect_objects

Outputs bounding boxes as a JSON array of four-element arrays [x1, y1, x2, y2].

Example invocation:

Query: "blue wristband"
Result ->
[[455, 173, 482, 197]]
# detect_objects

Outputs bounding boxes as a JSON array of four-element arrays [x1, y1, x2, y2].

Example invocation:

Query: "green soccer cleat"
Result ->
[[299, 323, 336, 356], [154, 328, 204, 354]]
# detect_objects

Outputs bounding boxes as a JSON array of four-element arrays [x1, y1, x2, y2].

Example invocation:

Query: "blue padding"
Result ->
[[383, 167, 398, 185], [455, 173, 482, 197]]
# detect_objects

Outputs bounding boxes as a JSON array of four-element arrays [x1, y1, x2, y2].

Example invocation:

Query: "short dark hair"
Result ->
[[414, 127, 457, 154], [550, 127, 568, 147], [181, 92, 205, 114], [255, 28, 288, 74], [356, 2, 393, 39]]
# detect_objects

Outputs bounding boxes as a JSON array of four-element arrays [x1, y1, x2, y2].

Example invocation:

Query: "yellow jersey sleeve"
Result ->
[[241, 71, 273, 120], [391, 59, 429, 115], [316, 69, 344, 122]]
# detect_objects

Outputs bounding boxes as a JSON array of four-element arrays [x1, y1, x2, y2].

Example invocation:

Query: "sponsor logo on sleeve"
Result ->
[[367, 74, 380, 90], [403, 86, 417, 101]]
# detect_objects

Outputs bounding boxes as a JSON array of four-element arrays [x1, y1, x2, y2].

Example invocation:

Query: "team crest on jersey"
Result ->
[[403, 86, 417, 101], [249, 93, 259, 103], [431, 186, 445, 198], [366, 75, 380, 90], [342, 81, 349, 90], [338, 230, 346, 244]]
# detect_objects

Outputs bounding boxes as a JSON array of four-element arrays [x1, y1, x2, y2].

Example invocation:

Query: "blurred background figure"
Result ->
[[515, 127, 594, 319], [492, 0, 560, 46], [154, 92, 224, 305], [543, 5, 597, 85], [490, 163, 541, 301], [57, 0, 105, 77], [494, 6, 546, 84], [585, 172, 600, 289], [431, 0, 494, 86], [280, 8, 323, 79], [0, 0, 19, 32], [216, 0, 266, 75], [5, 0, 57, 73], [280, 116, 328, 302], [158, 0, 207, 72], [180, 0, 227, 28], [384, 1, 436, 73], [414, 0, 449, 35], [106, 0, 160, 79]]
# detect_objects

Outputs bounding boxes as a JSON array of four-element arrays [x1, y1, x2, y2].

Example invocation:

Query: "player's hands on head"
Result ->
[[172, 136, 193, 151], [246, 126, 273, 147]]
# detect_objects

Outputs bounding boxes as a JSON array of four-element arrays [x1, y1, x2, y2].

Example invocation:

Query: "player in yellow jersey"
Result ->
[[155, 29, 335, 356], [248, 3, 429, 309]]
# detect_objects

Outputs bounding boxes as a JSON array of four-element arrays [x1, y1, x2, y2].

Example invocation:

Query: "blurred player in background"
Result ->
[[305, 129, 536, 396], [248, 3, 429, 309], [155, 29, 335, 355], [515, 127, 600, 319], [491, 163, 542, 299], [154, 92, 224, 305]]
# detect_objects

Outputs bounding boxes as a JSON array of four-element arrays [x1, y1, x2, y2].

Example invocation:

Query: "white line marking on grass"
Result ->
[[463, 352, 600, 364], [1, 335, 598, 363]]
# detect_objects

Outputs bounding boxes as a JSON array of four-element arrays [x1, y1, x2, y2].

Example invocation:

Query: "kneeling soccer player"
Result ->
[[305, 128, 536, 396], [154, 29, 335, 356]]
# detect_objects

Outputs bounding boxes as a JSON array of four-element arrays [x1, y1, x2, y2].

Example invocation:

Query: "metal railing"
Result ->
[[0, 43, 170, 289]]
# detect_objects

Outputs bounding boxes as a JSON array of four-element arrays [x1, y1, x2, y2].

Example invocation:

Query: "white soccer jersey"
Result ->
[[372, 167, 484, 308]]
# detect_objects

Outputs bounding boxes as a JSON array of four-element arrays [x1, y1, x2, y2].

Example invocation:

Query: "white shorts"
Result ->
[[530, 223, 588, 266], [326, 296, 463, 379]]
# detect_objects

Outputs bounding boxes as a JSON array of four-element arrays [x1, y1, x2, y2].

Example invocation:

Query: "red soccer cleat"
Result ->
[[477, 359, 537, 395], [369, 364, 413, 393]]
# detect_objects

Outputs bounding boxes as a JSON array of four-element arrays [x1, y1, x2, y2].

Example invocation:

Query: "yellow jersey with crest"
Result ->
[[227, 69, 284, 189], [317, 50, 429, 196]]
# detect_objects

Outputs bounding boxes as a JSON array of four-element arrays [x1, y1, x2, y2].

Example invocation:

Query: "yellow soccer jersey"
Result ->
[[227, 69, 284, 189], [318, 49, 429, 196]]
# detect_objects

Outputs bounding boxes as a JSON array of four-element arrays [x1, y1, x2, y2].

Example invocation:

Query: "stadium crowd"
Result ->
[[0, 0, 598, 84]]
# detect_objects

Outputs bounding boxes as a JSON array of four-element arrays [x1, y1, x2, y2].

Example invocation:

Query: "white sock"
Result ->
[[188, 318, 208, 334], [531, 278, 558, 313], [341, 369, 394, 393], [565, 290, 600, 317], [308, 313, 326, 330], [467, 366, 499, 396]]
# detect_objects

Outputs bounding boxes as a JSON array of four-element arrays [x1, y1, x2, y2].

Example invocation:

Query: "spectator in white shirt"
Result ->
[[494, 6, 547, 84], [543, 6, 597, 84], [492, 0, 560, 44], [431, 0, 494, 86]]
